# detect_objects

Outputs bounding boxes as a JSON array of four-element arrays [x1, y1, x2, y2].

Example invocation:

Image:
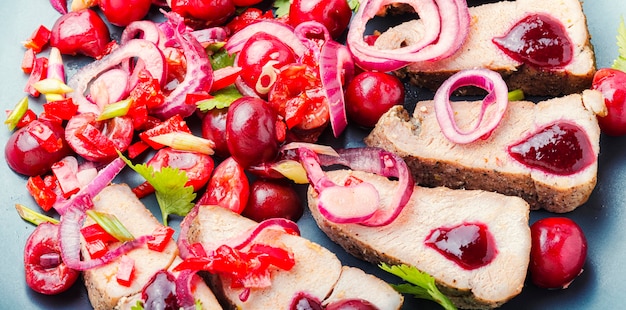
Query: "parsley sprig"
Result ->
[[612, 17, 626, 71], [380, 263, 457, 310], [119, 153, 196, 226]]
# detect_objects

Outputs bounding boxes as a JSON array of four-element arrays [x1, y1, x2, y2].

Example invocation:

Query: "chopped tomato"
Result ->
[[51, 157, 80, 198], [26, 175, 58, 211], [116, 255, 135, 287], [225, 8, 275, 34], [138, 114, 192, 150], [197, 157, 249, 214], [25, 57, 48, 97], [80, 223, 118, 243], [147, 226, 175, 252], [22, 49, 36, 73], [83, 239, 109, 259], [41, 98, 78, 122], [23, 25, 51, 53]]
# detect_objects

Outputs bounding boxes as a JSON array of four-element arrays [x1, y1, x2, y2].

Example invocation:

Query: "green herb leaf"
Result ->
[[86, 210, 135, 242], [15, 204, 59, 226], [197, 86, 242, 111], [507, 89, 525, 102], [131, 300, 144, 310], [379, 263, 457, 310], [274, 0, 290, 18], [119, 153, 196, 226], [613, 17, 626, 71], [210, 47, 236, 71]]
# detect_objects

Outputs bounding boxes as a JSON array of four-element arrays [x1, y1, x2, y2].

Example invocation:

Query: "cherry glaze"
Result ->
[[425, 222, 497, 270], [492, 13, 573, 68], [507, 121, 595, 176]]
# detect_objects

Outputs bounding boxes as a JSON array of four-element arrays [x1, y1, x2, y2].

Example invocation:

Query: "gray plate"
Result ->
[[1, 1, 624, 309]]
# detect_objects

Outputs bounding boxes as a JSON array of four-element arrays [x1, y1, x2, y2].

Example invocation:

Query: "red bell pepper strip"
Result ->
[[16, 109, 38, 129], [127, 140, 151, 159], [22, 25, 51, 53], [147, 226, 175, 252], [116, 255, 135, 287]]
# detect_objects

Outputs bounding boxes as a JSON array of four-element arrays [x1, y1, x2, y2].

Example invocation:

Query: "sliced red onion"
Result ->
[[346, 0, 470, 71], [54, 157, 126, 215], [301, 147, 414, 227], [191, 27, 229, 45], [319, 40, 354, 137], [67, 39, 166, 115], [433, 68, 509, 144], [150, 12, 213, 120], [230, 218, 300, 251], [121, 20, 166, 47], [294, 20, 331, 50], [225, 20, 306, 57], [175, 269, 200, 310], [59, 207, 152, 271], [40, 252, 62, 269]]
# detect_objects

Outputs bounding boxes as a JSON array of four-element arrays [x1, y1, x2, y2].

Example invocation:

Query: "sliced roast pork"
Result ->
[[81, 184, 222, 310], [375, 0, 595, 96], [308, 169, 532, 309], [365, 91, 603, 213], [187, 205, 403, 310]]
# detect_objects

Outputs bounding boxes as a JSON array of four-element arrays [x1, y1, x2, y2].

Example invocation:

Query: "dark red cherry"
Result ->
[[492, 13, 573, 68], [507, 121, 595, 176], [425, 222, 497, 270]]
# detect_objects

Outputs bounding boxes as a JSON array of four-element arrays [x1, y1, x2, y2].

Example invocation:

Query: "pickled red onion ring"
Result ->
[[300, 147, 414, 226], [433, 68, 509, 144], [346, 0, 470, 71], [319, 40, 354, 137], [224, 20, 307, 57]]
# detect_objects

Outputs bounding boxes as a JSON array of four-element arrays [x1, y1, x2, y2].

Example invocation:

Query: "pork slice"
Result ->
[[374, 0, 595, 96], [308, 170, 531, 309], [324, 266, 404, 310], [82, 184, 180, 310], [187, 205, 403, 310], [365, 91, 602, 213]]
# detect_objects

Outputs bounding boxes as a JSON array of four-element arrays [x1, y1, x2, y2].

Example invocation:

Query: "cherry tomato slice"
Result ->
[[148, 148, 214, 191], [99, 0, 152, 27], [65, 113, 134, 163], [591, 68, 626, 136], [196, 157, 249, 214], [24, 222, 80, 295]]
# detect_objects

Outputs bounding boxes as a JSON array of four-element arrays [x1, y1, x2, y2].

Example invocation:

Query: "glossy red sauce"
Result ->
[[492, 13, 573, 68], [425, 222, 497, 270], [507, 121, 595, 176]]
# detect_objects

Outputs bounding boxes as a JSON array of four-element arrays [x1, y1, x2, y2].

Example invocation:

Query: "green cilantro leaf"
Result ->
[[612, 17, 626, 71], [197, 86, 242, 111], [274, 0, 290, 18], [119, 153, 196, 226], [379, 263, 457, 310], [209, 44, 236, 71]]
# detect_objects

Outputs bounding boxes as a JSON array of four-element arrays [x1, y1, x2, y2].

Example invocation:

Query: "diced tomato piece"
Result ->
[[22, 49, 36, 73], [29, 120, 64, 153], [129, 70, 165, 110], [138, 114, 192, 150], [23, 25, 51, 53], [84, 239, 109, 259], [226, 8, 275, 34], [116, 255, 135, 287], [80, 223, 119, 243], [51, 157, 80, 198], [127, 140, 150, 159], [131, 181, 155, 199], [147, 226, 175, 252], [26, 175, 57, 211], [25, 57, 48, 97], [248, 244, 295, 271], [42, 98, 78, 122]]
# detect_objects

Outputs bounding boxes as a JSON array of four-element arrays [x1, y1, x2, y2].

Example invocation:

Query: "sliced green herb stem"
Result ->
[[15, 204, 59, 226], [86, 210, 135, 242]]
